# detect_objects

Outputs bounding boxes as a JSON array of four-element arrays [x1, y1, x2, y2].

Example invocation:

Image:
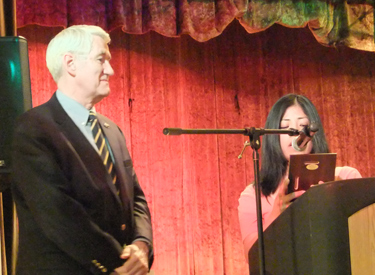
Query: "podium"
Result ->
[[249, 177, 375, 275]]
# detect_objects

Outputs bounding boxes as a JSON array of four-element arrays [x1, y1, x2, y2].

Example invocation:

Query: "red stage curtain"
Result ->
[[16, 0, 375, 51], [18, 21, 375, 274]]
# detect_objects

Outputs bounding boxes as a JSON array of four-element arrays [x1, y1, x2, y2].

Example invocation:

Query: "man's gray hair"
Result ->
[[46, 25, 110, 82]]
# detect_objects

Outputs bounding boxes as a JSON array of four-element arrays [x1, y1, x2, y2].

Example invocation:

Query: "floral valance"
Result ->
[[16, 0, 374, 51]]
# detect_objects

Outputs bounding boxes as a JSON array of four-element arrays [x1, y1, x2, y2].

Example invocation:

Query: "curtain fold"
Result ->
[[16, 0, 374, 51]]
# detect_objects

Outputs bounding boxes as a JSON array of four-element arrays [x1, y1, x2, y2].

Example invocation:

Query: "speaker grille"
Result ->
[[0, 36, 32, 173]]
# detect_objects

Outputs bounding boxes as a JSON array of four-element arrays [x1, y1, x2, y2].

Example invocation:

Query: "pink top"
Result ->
[[237, 166, 362, 257]]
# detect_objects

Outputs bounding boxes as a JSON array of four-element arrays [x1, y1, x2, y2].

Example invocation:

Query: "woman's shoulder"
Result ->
[[335, 166, 362, 180], [239, 183, 255, 197]]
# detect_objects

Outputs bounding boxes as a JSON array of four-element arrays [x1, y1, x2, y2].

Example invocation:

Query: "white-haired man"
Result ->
[[11, 25, 153, 275]]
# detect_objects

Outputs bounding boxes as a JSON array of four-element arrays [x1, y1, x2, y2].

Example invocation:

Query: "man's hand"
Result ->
[[113, 242, 149, 275]]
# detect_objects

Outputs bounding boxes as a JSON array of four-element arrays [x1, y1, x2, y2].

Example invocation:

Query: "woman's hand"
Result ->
[[318, 175, 342, 185], [268, 178, 305, 223]]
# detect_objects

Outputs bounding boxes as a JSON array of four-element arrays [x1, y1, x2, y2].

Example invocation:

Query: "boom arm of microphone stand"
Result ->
[[163, 128, 248, 135], [163, 127, 299, 136]]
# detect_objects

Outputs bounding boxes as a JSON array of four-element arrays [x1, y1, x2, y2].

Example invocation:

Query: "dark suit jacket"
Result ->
[[11, 93, 153, 275]]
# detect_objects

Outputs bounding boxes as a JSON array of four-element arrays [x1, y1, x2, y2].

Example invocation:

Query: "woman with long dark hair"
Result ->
[[238, 94, 361, 259]]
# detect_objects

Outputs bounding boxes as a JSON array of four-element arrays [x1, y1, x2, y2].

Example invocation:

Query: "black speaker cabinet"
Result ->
[[0, 36, 32, 187]]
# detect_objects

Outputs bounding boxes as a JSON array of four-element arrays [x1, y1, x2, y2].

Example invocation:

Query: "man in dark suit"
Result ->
[[11, 25, 153, 275]]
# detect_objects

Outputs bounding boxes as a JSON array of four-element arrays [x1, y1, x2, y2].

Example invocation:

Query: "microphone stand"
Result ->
[[163, 127, 299, 275]]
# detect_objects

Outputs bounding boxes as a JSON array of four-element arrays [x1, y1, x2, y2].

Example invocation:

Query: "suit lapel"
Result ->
[[46, 94, 122, 205]]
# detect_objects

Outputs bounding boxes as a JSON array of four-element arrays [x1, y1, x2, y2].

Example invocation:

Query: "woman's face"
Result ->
[[279, 103, 313, 160]]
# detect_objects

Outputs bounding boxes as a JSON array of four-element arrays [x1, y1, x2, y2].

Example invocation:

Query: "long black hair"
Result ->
[[260, 94, 329, 196]]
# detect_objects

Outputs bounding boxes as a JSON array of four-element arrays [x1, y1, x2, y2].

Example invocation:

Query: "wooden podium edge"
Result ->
[[348, 202, 375, 275]]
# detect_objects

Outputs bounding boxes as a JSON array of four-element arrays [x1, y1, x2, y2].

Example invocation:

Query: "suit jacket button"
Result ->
[[121, 224, 126, 231]]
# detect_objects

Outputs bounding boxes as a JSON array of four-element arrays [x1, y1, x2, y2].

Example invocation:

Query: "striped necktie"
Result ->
[[88, 111, 119, 192]]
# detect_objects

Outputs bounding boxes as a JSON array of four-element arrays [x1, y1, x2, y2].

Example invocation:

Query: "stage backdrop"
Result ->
[[18, 21, 375, 275]]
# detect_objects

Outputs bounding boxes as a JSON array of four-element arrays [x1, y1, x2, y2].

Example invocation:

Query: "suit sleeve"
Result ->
[[11, 113, 125, 274], [116, 126, 154, 267]]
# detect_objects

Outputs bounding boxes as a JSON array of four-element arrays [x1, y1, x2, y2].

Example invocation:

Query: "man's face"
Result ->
[[74, 35, 114, 104]]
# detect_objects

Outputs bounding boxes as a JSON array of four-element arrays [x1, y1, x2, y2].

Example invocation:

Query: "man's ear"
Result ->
[[63, 53, 76, 76]]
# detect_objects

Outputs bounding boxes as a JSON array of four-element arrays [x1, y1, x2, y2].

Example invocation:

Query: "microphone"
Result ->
[[291, 122, 319, 151]]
